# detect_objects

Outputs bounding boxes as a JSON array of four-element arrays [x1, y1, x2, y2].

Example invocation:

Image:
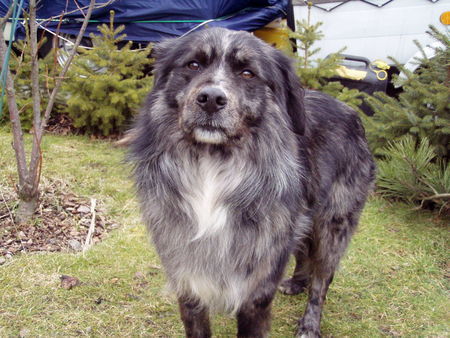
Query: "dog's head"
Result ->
[[149, 27, 305, 146]]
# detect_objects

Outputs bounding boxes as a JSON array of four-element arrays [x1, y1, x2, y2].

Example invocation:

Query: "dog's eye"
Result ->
[[241, 70, 255, 79], [187, 61, 201, 71]]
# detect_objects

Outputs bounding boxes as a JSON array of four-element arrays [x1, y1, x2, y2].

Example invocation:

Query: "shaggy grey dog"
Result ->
[[128, 27, 375, 337]]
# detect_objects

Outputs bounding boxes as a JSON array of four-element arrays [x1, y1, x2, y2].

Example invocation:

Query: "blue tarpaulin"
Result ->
[[0, 0, 288, 43]]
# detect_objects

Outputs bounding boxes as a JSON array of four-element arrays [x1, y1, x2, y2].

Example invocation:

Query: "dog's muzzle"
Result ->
[[196, 87, 228, 114], [187, 86, 230, 144]]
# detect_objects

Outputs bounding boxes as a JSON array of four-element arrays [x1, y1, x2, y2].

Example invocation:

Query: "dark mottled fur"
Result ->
[[128, 28, 375, 337]]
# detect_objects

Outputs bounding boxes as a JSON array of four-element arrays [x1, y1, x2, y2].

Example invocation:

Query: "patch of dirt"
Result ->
[[0, 179, 119, 259], [46, 113, 124, 141], [45, 113, 77, 135]]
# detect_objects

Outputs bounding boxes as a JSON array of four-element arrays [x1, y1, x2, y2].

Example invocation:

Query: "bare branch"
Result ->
[[27, 0, 43, 196], [36, 0, 116, 27], [29, 1, 42, 132], [28, 0, 97, 187], [422, 193, 450, 201], [418, 193, 450, 212], [52, 14, 65, 74], [0, 17, 28, 187], [73, 0, 85, 18], [0, 3, 14, 28]]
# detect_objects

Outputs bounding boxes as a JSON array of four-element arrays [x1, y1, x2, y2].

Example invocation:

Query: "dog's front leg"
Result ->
[[236, 292, 275, 338], [178, 296, 211, 338]]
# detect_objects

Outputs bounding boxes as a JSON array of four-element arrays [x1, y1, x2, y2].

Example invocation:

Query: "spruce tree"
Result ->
[[63, 11, 153, 136], [364, 26, 450, 160], [291, 3, 362, 110], [364, 26, 449, 213]]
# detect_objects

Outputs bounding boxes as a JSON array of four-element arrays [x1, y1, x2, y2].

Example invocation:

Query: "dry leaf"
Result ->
[[60, 275, 81, 290]]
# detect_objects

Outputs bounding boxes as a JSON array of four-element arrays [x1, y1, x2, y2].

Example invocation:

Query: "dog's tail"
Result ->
[[114, 129, 137, 147]]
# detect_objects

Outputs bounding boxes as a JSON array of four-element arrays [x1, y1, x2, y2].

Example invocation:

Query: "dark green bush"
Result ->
[[62, 12, 153, 136]]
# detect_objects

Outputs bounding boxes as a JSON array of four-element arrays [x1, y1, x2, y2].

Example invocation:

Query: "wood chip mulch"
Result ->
[[45, 113, 77, 135], [0, 179, 119, 261]]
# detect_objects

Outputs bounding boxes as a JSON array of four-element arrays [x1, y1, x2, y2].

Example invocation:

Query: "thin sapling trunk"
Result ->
[[0, 0, 97, 223]]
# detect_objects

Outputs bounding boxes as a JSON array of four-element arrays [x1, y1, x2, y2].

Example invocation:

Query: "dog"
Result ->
[[128, 27, 376, 337]]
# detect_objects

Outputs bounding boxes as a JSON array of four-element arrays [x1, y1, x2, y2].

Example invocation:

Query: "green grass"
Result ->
[[0, 129, 448, 337]]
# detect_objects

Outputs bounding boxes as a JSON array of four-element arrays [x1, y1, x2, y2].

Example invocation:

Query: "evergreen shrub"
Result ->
[[62, 12, 153, 136], [363, 26, 449, 160], [291, 18, 363, 111], [364, 26, 449, 213], [377, 136, 449, 213]]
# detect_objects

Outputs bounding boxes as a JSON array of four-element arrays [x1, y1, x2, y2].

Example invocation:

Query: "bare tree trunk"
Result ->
[[15, 0, 44, 221], [15, 195, 39, 224], [0, 0, 98, 223], [0, 34, 37, 222]]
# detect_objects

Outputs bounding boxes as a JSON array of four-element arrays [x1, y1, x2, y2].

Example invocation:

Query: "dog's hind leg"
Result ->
[[296, 212, 359, 338], [178, 296, 211, 338], [279, 248, 311, 295]]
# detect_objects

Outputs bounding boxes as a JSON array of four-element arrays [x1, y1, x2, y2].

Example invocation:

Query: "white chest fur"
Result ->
[[180, 154, 243, 240]]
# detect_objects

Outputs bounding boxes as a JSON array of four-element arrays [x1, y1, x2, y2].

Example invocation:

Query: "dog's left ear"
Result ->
[[272, 50, 306, 136]]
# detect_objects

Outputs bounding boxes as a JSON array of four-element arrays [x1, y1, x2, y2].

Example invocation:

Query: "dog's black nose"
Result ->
[[196, 87, 227, 113]]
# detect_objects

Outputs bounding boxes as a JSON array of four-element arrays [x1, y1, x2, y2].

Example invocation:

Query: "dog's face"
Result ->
[[151, 28, 305, 146]]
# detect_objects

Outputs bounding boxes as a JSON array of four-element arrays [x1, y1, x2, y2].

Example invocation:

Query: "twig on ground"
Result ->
[[0, 188, 15, 225], [0, 187, 26, 252], [83, 198, 97, 253], [422, 193, 450, 200]]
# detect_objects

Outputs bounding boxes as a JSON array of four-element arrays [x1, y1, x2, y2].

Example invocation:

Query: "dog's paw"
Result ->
[[295, 326, 321, 338], [295, 317, 321, 338], [295, 331, 321, 338], [278, 278, 307, 295]]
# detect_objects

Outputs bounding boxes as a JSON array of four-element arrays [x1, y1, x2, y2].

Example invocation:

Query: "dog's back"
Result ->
[[303, 90, 375, 218]]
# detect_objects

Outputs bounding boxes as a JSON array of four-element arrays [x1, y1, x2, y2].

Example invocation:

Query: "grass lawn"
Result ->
[[0, 129, 448, 337]]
